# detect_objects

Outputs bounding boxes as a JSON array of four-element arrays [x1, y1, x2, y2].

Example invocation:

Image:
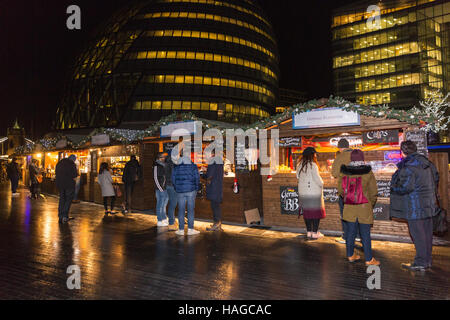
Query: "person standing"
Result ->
[[122, 155, 142, 213], [6, 157, 20, 197], [296, 147, 326, 239], [55, 155, 78, 224], [165, 150, 178, 231], [338, 149, 380, 266], [153, 152, 168, 227], [390, 140, 439, 271], [205, 150, 224, 232], [29, 159, 42, 199], [97, 162, 116, 216], [172, 155, 200, 236], [331, 138, 357, 244]]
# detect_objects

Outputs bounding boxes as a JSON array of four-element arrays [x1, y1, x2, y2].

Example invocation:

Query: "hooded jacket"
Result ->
[[122, 159, 142, 184], [390, 153, 439, 220], [338, 164, 378, 224]]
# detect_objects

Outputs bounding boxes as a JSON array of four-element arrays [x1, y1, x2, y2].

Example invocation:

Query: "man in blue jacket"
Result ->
[[172, 155, 200, 236], [390, 140, 439, 271]]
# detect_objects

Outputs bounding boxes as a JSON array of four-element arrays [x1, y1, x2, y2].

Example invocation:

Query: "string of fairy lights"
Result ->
[[14, 96, 446, 155]]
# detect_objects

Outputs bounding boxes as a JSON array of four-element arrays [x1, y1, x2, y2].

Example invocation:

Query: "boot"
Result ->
[[207, 222, 222, 231]]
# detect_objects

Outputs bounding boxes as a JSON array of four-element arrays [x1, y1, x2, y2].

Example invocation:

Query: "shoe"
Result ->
[[175, 229, 185, 236], [206, 223, 222, 231], [312, 232, 324, 239], [335, 237, 346, 244], [355, 237, 361, 242], [163, 218, 169, 224], [187, 228, 200, 235], [157, 220, 169, 227], [168, 224, 178, 231], [401, 263, 426, 271], [365, 258, 380, 266], [104, 211, 109, 216], [348, 254, 361, 263]]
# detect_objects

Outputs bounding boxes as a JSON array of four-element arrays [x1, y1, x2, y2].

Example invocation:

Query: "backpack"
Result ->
[[342, 176, 368, 205]]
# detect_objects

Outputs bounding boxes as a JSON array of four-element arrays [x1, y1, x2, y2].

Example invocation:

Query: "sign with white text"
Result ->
[[160, 121, 199, 138], [293, 108, 360, 129]]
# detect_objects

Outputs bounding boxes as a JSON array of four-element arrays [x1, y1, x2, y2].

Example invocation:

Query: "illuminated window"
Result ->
[[162, 101, 172, 109], [172, 101, 182, 109], [142, 101, 151, 110]]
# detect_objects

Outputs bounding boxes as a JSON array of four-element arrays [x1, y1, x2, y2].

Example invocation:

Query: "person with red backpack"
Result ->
[[338, 149, 379, 266]]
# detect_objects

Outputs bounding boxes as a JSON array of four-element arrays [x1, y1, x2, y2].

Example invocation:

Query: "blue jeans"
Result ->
[[346, 220, 372, 261], [166, 185, 178, 225], [155, 189, 168, 222], [339, 196, 360, 239], [177, 190, 197, 230]]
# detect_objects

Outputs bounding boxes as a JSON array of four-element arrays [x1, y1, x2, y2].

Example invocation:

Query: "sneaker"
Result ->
[[312, 232, 324, 239], [335, 237, 346, 244], [365, 258, 380, 266], [157, 220, 169, 227], [168, 224, 178, 231], [175, 229, 185, 236], [348, 254, 361, 263], [401, 263, 426, 272], [206, 223, 222, 232], [355, 237, 361, 242], [187, 228, 200, 235]]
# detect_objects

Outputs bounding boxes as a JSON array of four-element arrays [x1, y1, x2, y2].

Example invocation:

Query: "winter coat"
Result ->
[[153, 160, 166, 192], [6, 162, 20, 180], [164, 158, 175, 187], [331, 148, 353, 178], [55, 158, 78, 190], [29, 164, 40, 184], [97, 170, 115, 197], [296, 162, 326, 219], [206, 162, 224, 202], [390, 153, 439, 221], [338, 164, 378, 224], [122, 159, 142, 184], [172, 162, 200, 194]]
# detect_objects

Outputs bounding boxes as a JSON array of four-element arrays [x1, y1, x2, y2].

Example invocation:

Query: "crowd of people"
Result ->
[[3, 138, 441, 271]]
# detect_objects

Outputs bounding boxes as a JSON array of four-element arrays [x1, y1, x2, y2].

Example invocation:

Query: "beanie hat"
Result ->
[[337, 138, 350, 149], [68, 154, 76, 162], [350, 149, 364, 162]]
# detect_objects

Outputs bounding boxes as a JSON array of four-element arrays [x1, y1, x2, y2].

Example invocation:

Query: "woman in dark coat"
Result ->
[[29, 159, 41, 199], [205, 152, 224, 232]]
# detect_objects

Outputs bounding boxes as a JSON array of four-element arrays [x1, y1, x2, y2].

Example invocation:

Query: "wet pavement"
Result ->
[[0, 184, 449, 300]]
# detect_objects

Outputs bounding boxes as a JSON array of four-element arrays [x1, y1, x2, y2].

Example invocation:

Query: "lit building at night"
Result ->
[[332, 0, 450, 108], [55, 0, 280, 129]]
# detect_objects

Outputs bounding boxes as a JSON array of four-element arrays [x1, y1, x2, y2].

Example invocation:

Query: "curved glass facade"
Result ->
[[56, 0, 279, 129]]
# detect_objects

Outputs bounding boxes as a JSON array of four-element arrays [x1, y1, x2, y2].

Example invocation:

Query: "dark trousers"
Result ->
[[304, 218, 320, 232], [339, 196, 360, 239], [124, 182, 135, 210], [103, 196, 116, 211], [30, 182, 40, 198], [346, 220, 372, 261], [408, 217, 433, 267], [210, 200, 222, 223], [58, 188, 75, 219], [10, 177, 19, 193]]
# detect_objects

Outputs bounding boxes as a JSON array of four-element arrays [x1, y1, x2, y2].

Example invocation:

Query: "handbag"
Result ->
[[433, 194, 448, 236], [114, 185, 122, 197], [36, 174, 43, 184]]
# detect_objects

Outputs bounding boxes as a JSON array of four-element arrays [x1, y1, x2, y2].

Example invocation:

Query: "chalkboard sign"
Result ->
[[279, 137, 302, 148], [405, 130, 428, 156], [323, 187, 339, 203], [373, 203, 390, 220], [163, 142, 178, 153], [363, 130, 399, 144], [377, 180, 391, 198], [235, 141, 249, 172], [280, 186, 300, 215]]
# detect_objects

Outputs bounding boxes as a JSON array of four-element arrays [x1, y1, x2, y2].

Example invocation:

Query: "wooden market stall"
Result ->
[[261, 106, 449, 237]]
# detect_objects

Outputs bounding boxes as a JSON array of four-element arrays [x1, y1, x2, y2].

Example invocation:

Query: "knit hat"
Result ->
[[68, 154, 76, 162], [337, 138, 350, 149], [303, 147, 316, 156], [350, 149, 364, 162]]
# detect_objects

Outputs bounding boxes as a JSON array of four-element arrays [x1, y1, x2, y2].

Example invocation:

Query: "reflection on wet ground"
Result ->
[[0, 185, 448, 299]]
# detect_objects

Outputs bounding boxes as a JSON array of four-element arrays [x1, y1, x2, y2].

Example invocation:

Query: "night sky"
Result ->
[[0, 0, 355, 139]]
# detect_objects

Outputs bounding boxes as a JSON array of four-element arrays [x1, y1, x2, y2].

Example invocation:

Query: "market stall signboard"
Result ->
[[377, 180, 391, 198], [280, 186, 299, 215], [405, 130, 428, 156], [373, 203, 390, 220], [91, 134, 110, 146], [56, 139, 67, 149], [279, 137, 302, 148], [160, 121, 200, 138], [293, 107, 360, 129], [323, 187, 339, 203], [363, 130, 399, 144]]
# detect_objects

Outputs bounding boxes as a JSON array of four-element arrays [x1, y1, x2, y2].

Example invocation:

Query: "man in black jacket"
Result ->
[[122, 155, 142, 213], [390, 140, 439, 271], [6, 158, 20, 196], [55, 155, 78, 223]]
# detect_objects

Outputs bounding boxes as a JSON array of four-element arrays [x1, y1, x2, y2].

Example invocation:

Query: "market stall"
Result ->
[[261, 103, 449, 237]]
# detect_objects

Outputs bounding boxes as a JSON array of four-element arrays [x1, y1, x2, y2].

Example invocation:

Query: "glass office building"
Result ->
[[55, 0, 279, 129], [332, 0, 450, 108]]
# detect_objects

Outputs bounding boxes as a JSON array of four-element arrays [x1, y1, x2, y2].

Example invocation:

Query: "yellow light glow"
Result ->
[[36, 153, 42, 158]]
